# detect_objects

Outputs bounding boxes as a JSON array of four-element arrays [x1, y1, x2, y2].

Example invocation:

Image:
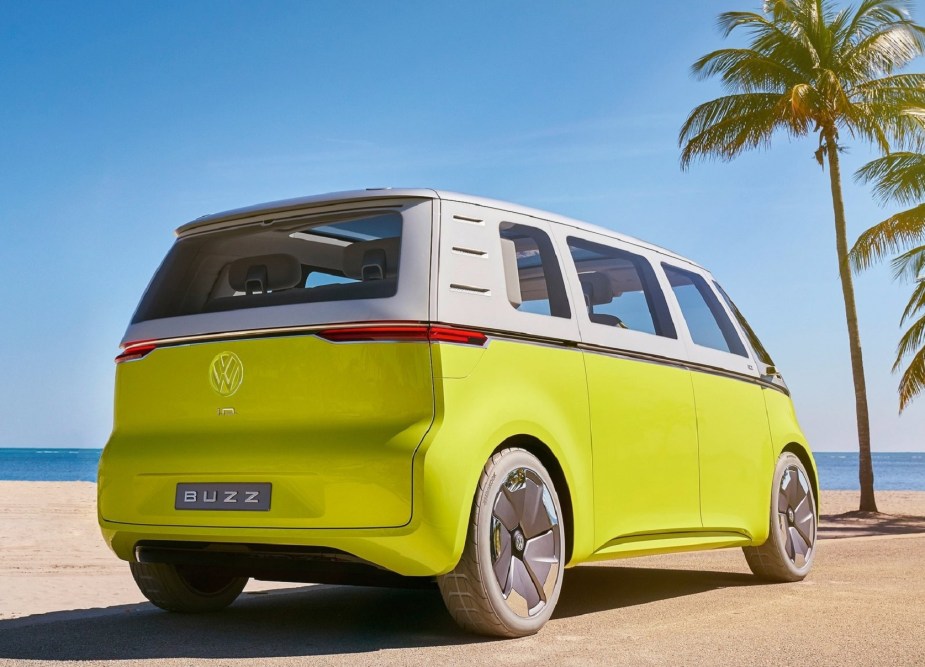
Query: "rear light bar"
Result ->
[[318, 325, 487, 346], [115, 342, 157, 363]]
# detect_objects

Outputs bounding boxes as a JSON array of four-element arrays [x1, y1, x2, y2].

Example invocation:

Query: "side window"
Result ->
[[714, 281, 775, 365], [499, 222, 571, 318], [662, 264, 747, 357], [566, 237, 676, 338]]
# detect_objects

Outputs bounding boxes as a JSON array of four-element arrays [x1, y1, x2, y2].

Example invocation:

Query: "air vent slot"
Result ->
[[453, 214, 484, 226], [452, 246, 487, 257], [450, 283, 491, 296]]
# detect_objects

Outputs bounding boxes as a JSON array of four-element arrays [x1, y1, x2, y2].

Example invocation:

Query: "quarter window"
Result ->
[[566, 237, 676, 337], [714, 282, 775, 366], [499, 223, 571, 318], [662, 264, 747, 357]]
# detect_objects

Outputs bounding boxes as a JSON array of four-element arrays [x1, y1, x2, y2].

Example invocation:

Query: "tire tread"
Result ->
[[438, 448, 529, 638]]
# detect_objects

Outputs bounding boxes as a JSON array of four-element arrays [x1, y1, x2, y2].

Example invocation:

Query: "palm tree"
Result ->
[[679, 0, 925, 512], [852, 151, 925, 410]]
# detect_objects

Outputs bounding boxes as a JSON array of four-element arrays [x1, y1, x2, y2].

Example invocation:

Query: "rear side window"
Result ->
[[566, 237, 676, 338], [662, 264, 747, 357], [132, 212, 402, 323], [499, 222, 571, 318], [714, 281, 774, 366]]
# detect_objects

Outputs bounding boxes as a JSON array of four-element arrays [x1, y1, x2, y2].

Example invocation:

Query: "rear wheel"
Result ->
[[130, 562, 248, 612], [438, 448, 565, 638], [743, 452, 817, 582]]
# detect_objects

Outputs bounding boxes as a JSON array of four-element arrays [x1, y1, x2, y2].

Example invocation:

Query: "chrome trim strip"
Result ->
[[129, 321, 789, 396]]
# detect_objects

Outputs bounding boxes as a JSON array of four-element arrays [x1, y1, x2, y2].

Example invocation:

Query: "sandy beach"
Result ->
[[1, 482, 924, 665]]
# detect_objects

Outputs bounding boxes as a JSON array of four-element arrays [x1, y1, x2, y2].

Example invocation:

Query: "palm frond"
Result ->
[[899, 275, 925, 322], [691, 48, 801, 92], [891, 243, 925, 281], [893, 292, 925, 367], [679, 93, 797, 167], [840, 0, 913, 48], [839, 102, 891, 153], [683, 0, 925, 164], [717, 9, 819, 77], [855, 152, 925, 204], [850, 205, 925, 270], [840, 21, 925, 77], [897, 338, 925, 410]]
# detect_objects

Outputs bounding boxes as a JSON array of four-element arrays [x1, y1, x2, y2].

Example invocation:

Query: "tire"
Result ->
[[130, 562, 248, 612], [743, 452, 817, 582], [438, 447, 566, 638]]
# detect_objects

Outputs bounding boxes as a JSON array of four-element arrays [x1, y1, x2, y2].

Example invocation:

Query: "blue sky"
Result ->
[[0, 0, 922, 451]]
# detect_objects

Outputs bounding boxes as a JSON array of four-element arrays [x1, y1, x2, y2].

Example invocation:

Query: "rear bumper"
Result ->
[[99, 513, 458, 578], [98, 417, 481, 578]]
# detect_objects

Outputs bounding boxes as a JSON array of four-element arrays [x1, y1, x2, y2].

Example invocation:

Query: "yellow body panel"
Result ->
[[583, 353, 702, 546], [692, 373, 774, 541], [100, 335, 434, 530], [427, 339, 594, 566], [99, 332, 814, 578]]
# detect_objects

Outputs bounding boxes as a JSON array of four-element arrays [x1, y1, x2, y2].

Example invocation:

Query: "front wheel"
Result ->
[[130, 562, 248, 612], [438, 447, 566, 638], [743, 452, 817, 582]]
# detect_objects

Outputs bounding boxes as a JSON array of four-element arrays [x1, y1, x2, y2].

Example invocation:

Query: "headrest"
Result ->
[[228, 254, 302, 294], [500, 238, 522, 307], [579, 272, 614, 306], [343, 238, 400, 280]]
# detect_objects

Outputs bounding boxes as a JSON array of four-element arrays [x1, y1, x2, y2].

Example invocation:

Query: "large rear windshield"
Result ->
[[132, 211, 403, 323]]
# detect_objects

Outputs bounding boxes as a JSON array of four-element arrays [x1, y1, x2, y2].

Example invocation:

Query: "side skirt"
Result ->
[[584, 530, 753, 562]]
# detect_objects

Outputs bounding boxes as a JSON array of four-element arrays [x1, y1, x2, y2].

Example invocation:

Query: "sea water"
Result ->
[[0, 448, 923, 490]]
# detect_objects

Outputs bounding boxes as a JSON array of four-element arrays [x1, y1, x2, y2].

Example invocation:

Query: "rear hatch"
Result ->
[[99, 197, 436, 529]]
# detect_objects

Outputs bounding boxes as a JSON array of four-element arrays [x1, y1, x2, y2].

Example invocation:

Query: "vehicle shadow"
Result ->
[[0, 566, 758, 661], [818, 511, 925, 539], [554, 565, 758, 619]]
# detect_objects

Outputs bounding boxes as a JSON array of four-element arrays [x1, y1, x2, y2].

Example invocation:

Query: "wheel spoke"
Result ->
[[784, 523, 796, 560], [790, 526, 809, 557], [777, 486, 790, 514], [787, 469, 806, 508], [493, 488, 520, 531], [492, 523, 513, 592], [511, 556, 541, 610], [504, 483, 527, 524], [521, 479, 553, 539], [793, 497, 815, 547], [523, 531, 557, 601]]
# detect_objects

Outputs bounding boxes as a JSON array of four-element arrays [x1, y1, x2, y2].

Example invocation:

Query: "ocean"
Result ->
[[0, 448, 922, 490]]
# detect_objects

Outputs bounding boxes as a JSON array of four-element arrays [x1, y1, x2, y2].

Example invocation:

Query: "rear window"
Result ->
[[132, 212, 402, 323]]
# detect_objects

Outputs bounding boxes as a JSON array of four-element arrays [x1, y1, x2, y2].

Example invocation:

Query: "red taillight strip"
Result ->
[[428, 326, 488, 346], [318, 325, 487, 347], [115, 342, 157, 364]]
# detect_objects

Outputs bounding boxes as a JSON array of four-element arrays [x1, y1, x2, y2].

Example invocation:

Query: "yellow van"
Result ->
[[99, 189, 817, 637]]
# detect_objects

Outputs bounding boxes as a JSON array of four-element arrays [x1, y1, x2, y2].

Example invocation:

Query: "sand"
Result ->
[[0, 482, 923, 665]]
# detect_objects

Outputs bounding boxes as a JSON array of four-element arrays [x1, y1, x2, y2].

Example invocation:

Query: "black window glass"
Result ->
[[132, 212, 402, 323], [663, 264, 747, 357], [714, 281, 774, 365], [499, 223, 571, 319], [566, 237, 676, 338]]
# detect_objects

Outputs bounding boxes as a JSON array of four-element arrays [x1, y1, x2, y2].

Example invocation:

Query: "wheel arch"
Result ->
[[491, 434, 575, 564], [781, 442, 820, 516]]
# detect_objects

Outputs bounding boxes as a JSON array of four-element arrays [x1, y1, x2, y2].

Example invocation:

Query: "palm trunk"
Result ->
[[824, 129, 878, 512]]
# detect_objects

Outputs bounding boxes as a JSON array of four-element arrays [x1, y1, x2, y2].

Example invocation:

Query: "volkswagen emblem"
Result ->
[[209, 352, 244, 397]]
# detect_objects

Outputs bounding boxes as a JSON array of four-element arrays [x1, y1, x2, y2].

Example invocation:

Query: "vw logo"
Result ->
[[209, 352, 244, 397]]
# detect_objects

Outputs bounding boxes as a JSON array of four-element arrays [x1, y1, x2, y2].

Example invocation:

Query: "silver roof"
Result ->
[[176, 188, 697, 267]]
